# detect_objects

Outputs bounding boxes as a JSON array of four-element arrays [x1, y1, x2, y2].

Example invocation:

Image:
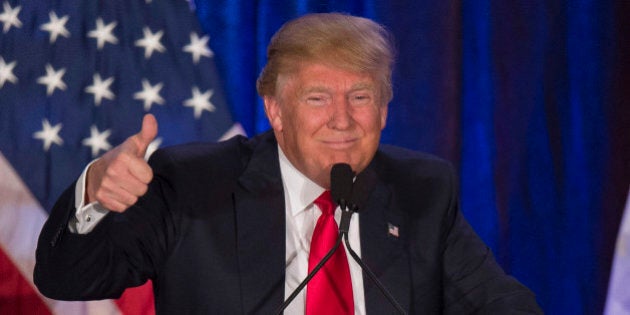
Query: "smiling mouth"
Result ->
[[321, 138, 357, 149]]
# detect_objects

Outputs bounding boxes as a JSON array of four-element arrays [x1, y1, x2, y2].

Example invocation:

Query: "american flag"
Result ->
[[387, 222, 399, 238], [0, 0, 242, 313]]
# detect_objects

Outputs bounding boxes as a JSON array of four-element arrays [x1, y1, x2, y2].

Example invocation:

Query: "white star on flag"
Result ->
[[0, 1, 22, 33], [134, 79, 165, 111], [37, 64, 67, 96], [0, 56, 17, 88], [40, 11, 70, 43], [135, 27, 166, 59], [184, 86, 215, 119], [183, 32, 213, 64], [87, 18, 118, 50], [85, 73, 115, 106], [33, 119, 63, 151], [82, 125, 112, 157]]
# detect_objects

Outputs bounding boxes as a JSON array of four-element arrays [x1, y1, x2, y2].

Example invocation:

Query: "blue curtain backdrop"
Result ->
[[192, 0, 629, 314]]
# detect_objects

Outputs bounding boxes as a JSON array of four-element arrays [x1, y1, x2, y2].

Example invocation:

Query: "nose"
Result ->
[[327, 98, 353, 130]]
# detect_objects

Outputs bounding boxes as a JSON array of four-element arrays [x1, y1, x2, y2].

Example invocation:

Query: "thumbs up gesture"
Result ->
[[85, 114, 158, 212]]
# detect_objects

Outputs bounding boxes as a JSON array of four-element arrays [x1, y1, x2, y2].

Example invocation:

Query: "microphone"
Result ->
[[275, 163, 354, 314], [330, 163, 354, 209], [331, 163, 354, 234]]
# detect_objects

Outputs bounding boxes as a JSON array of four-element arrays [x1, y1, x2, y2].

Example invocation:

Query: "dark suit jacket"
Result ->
[[34, 131, 542, 314]]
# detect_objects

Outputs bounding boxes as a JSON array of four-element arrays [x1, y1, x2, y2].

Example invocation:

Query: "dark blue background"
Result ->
[[192, 1, 630, 313]]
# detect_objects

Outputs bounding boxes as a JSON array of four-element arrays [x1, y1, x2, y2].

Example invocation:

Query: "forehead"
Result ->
[[278, 62, 377, 94]]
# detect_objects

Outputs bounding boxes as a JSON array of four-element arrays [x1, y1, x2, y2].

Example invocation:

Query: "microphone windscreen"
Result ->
[[330, 163, 354, 205]]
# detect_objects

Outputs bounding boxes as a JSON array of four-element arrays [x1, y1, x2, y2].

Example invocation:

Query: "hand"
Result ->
[[85, 114, 158, 212]]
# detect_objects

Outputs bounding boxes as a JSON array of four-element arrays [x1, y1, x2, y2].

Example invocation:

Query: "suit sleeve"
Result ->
[[440, 167, 543, 314], [34, 149, 179, 300]]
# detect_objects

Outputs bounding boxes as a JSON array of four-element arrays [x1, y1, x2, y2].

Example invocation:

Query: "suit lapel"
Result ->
[[234, 134, 286, 313], [358, 166, 411, 313]]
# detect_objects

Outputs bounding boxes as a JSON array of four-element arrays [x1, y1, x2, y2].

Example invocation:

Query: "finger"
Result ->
[[97, 185, 139, 213], [117, 172, 150, 197], [102, 154, 151, 195], [137, 114, 158, 152], [123, 114, 158, 158], [127, 156, 154, 184], [102, 197, 134, 213]]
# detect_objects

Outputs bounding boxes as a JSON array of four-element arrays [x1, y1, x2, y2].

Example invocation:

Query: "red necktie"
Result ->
[[306, 190, 354, 314]]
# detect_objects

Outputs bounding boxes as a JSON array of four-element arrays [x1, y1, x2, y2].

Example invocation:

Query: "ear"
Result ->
[[263, 95, 283, 131], [379, 104, 388, 130]]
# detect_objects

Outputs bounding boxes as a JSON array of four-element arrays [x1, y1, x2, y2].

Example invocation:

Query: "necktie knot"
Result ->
[[314, 190, 335, 216]]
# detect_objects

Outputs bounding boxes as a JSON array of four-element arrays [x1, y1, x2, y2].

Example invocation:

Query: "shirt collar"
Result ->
[[278, 146, 325, 217]]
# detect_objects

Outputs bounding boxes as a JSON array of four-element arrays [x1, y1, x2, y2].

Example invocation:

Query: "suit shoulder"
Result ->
[[146, 132, 276, 179], [372, 144, 458, 202], [375, 144, 455, 178], [148, 132, 275, 167], [150, 135, 244, 164]]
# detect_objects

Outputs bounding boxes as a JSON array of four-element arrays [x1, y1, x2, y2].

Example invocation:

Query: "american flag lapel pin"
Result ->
[[387, 222, 399, 238]]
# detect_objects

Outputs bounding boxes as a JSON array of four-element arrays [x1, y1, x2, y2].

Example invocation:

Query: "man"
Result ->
[[35, 13, 542, 314]]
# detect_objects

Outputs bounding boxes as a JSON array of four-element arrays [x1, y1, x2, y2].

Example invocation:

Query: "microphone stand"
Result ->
[[339, 205, 407, 315], [275, 217, 345, 314], [342, 231, 407, 314], [276, 200, 407, 314]]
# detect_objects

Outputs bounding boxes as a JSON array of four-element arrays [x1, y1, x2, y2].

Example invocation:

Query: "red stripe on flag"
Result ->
[[115, 281, 155, 315], [0, 247, 51, 314]]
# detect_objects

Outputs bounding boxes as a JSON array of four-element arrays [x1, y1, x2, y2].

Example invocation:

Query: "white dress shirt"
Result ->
[[72, 147, 365, 313], [278, 148, 365, 314]]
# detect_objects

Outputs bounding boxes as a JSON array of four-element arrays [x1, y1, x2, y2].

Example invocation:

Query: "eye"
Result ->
[[304, 94, 329, 106], [349, 92, 373, 106]]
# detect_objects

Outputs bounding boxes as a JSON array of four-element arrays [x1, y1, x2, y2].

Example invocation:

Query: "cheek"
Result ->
[[355, 107, 386, 131], [294, 107, 330, 132]]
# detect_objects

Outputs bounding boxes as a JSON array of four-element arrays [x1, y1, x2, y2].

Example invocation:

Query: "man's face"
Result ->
[[264, 62, 388, 188]]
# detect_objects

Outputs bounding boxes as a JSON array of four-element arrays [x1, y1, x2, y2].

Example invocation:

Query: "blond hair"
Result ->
[[256, 13, 396, 104]]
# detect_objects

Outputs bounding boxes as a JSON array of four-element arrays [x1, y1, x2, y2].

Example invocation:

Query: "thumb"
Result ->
[[129, 114, 158, 157]]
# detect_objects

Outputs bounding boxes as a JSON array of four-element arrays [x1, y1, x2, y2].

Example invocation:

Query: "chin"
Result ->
[[327, 159, 353, 168], [327, 161, 360, 175]]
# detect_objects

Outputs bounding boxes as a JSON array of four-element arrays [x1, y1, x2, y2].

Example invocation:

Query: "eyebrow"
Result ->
[[301, 82, 376, 94], [349, 83, 376, 92]]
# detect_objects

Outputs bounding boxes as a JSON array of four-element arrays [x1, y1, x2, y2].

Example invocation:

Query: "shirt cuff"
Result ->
[[70, 159, 110, 234]]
